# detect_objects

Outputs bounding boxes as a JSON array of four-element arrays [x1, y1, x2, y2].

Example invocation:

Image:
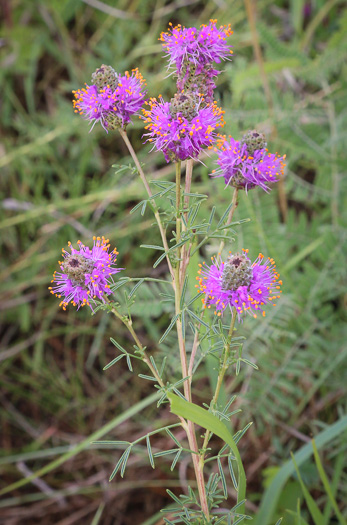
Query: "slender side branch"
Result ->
[[219, 187, 239, 255], [180, 159, 194, 288], [119, 128, 175, 281], [110, 303, 164, 387], [200, 307, 237, 468]]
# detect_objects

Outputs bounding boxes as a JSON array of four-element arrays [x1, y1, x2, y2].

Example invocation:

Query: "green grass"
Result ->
[[1, 0, 347, 523]]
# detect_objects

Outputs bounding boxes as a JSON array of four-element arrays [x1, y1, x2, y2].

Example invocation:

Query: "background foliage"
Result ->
[[0, 0, 346, 524]]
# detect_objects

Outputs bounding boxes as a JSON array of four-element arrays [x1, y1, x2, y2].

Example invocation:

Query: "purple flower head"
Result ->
[[49, 236, 123, 311], [160, 19, 233, 74], [212, 134, 286, 192], [73, 69, 147, 132], [196, 249, 282, 320], [142, 95, 225, 162], [160, 20, 233, 102]]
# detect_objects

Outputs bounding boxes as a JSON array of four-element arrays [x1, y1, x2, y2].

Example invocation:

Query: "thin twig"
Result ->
[[119, 129, 175, 282]]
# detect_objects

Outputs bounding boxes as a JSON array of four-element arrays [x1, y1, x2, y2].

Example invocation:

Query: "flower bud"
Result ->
[[170, 91, 199, 120], [61, 254, 94, 287], [104, 112, 123, 131], [221, 252, 253, 291], [91, 64, 118, 91], [241, 130, 267, 155]]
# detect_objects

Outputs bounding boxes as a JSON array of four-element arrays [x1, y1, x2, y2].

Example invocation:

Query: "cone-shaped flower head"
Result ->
[[211, 131, 286, 192], [142, 94, 225, 162], [73, 68, 147, 131], [196, 249, 282, 319], [49, 237, 123, 311], [91, 64, 118, 91], [160, 20, 233, 103]]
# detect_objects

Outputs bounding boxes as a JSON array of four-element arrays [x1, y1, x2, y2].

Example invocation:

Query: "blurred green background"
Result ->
[[1, 0, 347, 524]]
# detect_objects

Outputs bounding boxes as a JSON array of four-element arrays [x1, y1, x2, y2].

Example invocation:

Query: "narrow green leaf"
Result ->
[[167, 393, 246, 513], [291, 453, 324, 525], [312, 439, 347, 525], [128, 278, 145, 299], [126, 355, 133, 372], [146, 435, 155, 469], [103, 354, 124, 370], [187, 309, 210, 329], [110, 338, 127, 354], [165, 428, 182, 448], [109, 446, 131, 481], [228, 455, 238, 490], [159, 314, 180, 343], [171, 449, 182, 471], [120, 447, 131, 478], [140, 244, 165, 251], [217, 457, 228, 498]]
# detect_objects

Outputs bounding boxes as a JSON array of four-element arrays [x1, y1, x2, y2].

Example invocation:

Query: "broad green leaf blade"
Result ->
[[167, 393, 246, 514]]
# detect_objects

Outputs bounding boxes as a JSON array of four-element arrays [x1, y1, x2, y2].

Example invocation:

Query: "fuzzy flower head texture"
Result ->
[[196, 249, 282, 320], [160, 19, 233, 74], [73, 68, 147, 132], [160, 20, 233, 102], [212, 132, 286, 192], [142, 94, 225, 162], [49, 237, 122, 311]]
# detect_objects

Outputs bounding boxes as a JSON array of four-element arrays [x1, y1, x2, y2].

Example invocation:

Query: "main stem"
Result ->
[[119, 128, 175, 282], [174, 161, 210, 520], [200, 307, 237, 468]]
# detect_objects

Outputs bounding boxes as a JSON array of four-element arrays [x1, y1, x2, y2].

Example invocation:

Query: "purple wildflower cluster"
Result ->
[[212, 135, 286, 192], [142, 19, 232, 162], [196, 249, 282, 320], [73, 68, 147, 131], [160, 19, 233, 101], [143, 96, 225, 162], [49, 237, 122, 311]]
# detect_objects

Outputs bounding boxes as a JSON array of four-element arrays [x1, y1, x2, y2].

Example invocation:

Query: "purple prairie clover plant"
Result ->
[[212, 132, 286, 192], [142, 96, 225, 162], [196, 249, 282, 319], [160, 20, 233, 102], [49, 237, 122, 311], [73, 68, 147, 131]]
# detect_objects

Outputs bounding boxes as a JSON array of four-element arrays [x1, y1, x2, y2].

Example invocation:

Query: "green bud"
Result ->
[[241, 130, 267, 155], [62, 254, 94, 286], [104, 112, 123, 131], [91, 64, 118, 91], [221, 253, 252, 291], [170, 91, 199, 120]]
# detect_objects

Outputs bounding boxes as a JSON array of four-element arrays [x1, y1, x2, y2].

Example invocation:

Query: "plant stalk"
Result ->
[[119, 128, 175, 281], [200, 307, 237, 468], [174, 160, 210, 520]]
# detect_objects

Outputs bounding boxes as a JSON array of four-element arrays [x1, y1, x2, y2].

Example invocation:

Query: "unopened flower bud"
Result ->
[[91, 64, 118, 91], [170, 91, 199, 120], [104, 112, 123, 131], [221, 252, 253, 291], [61, 254, 94, 287], [241, 130, 267, 155]]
